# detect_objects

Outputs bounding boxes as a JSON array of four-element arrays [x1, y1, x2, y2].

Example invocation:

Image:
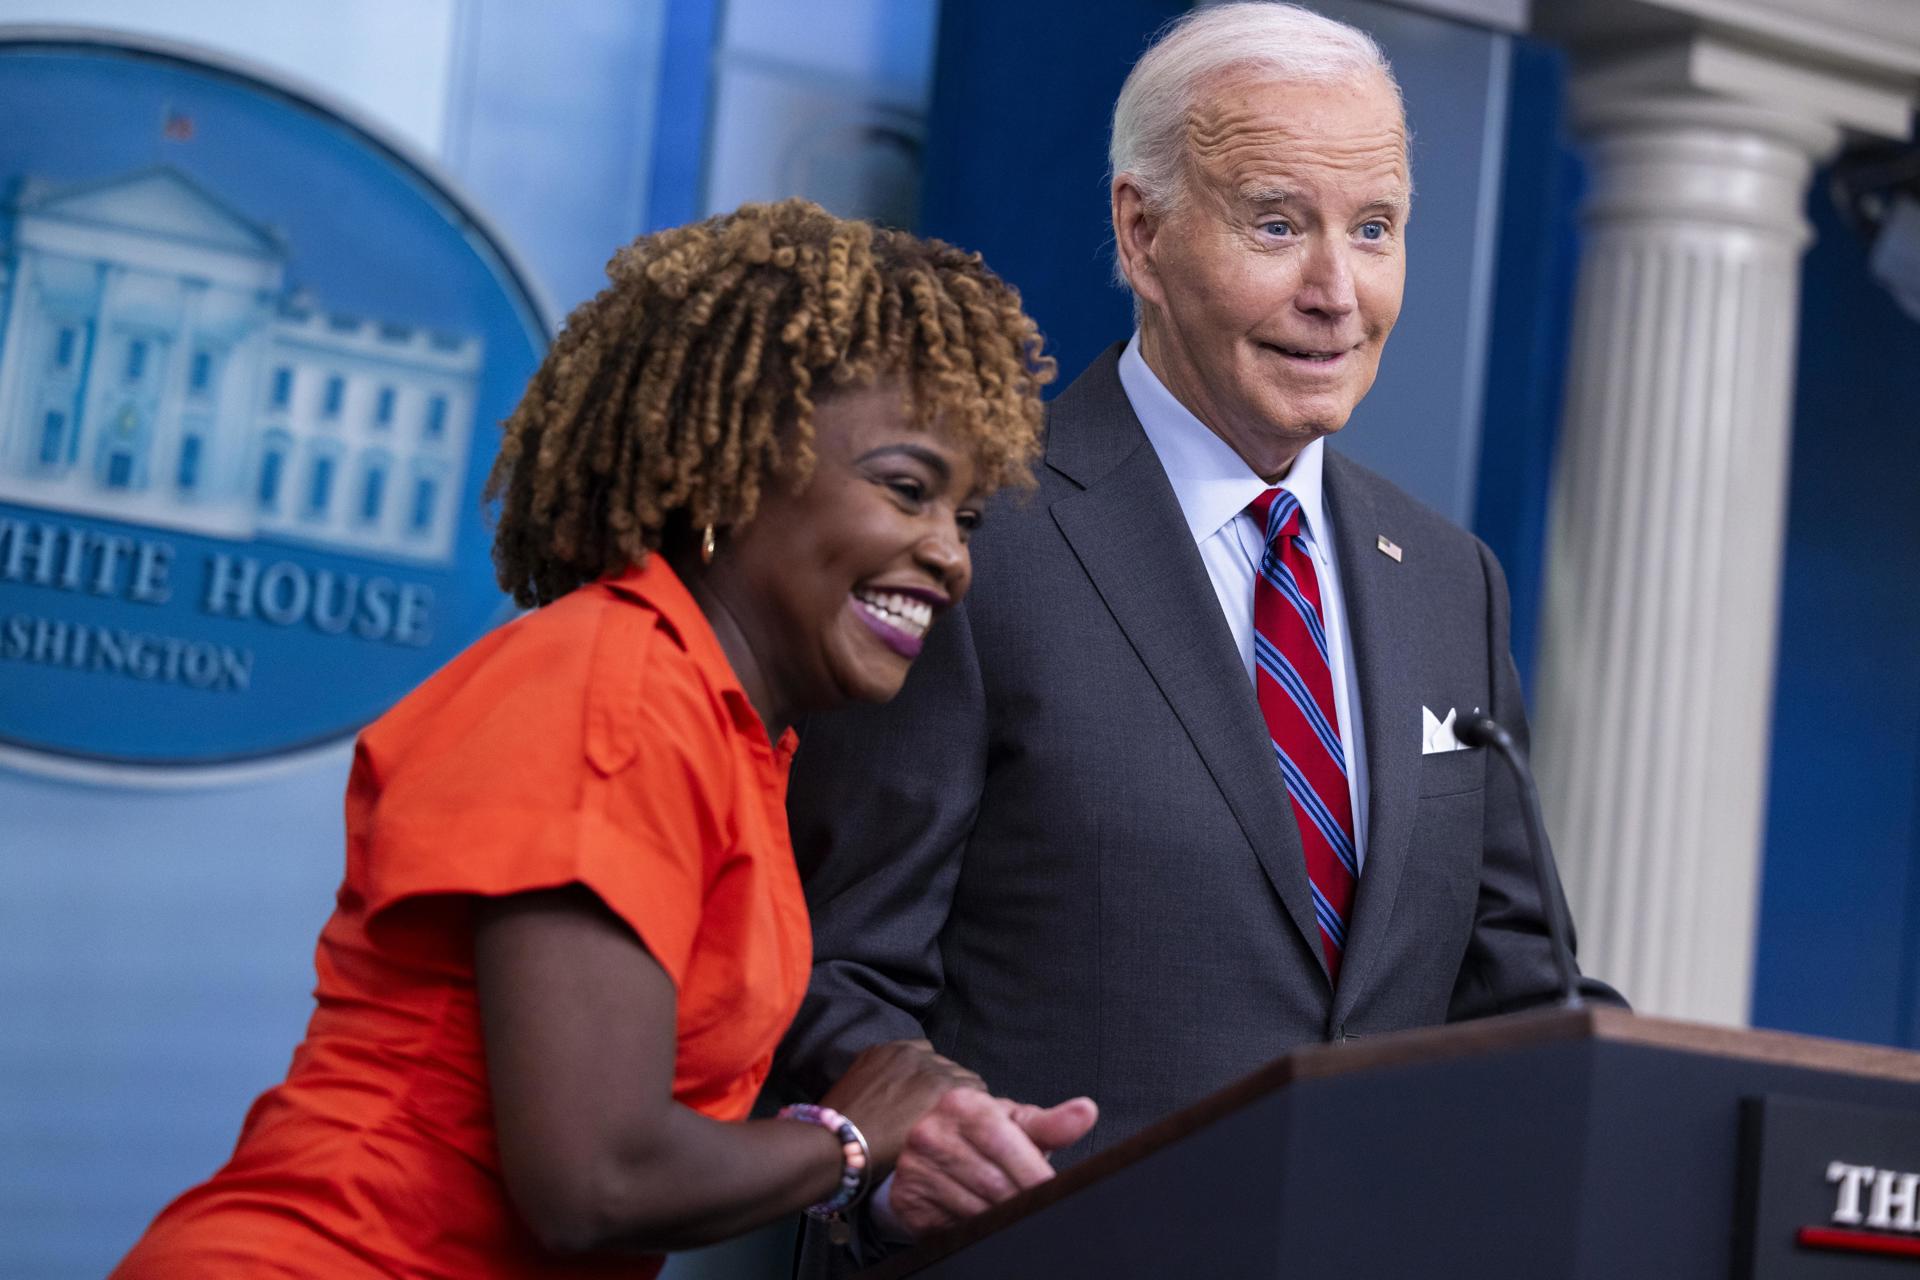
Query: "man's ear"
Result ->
[[1111, 176, 1167, 311]]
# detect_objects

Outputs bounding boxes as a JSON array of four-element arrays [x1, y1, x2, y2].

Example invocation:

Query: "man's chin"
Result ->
[[1266, 396, 1357, 441], [1259, 415, 1347, 444]]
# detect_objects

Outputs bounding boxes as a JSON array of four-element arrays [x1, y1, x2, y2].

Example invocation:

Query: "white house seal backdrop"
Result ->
[[0, 34, 546, 770]]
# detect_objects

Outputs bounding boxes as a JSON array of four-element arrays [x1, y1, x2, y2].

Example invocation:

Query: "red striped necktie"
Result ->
[[1248, 487, 1357, 982]]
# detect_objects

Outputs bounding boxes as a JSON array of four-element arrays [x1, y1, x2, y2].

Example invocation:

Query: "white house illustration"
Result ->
[[0, 167, 482, 566]]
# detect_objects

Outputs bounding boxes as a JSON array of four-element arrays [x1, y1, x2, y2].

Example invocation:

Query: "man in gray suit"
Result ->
[[775, 0, 1620, 1250]]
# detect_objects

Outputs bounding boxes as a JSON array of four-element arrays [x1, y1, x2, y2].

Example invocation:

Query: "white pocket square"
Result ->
[[1422, 705, 1465, 754]]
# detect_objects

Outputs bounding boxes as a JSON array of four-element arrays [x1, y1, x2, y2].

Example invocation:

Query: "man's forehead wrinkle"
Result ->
[[1222, 138, 1409, 183], [1186, 109, 1406, 183], [1211, 143, 1411, 207]]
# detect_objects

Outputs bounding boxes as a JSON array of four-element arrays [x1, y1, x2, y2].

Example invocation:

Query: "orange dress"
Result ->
[[113, 557, 811, 1279]]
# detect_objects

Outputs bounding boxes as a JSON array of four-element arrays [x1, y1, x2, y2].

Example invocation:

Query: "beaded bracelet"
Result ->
[[777, 1103, 872, 1219]]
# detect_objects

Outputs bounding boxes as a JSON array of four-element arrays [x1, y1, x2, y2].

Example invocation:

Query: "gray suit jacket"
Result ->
[[774, 347, 1618, 1170]]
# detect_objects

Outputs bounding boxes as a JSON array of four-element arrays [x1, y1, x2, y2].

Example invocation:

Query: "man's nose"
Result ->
[[1295, 238, 1357, 319]]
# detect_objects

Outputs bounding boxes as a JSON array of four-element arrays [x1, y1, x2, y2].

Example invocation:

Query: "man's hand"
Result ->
[[888, 1089, 1098, 1236]]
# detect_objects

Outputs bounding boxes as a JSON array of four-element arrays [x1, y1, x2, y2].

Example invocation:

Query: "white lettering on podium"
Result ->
[[1830, 1162, 1920, 1233], [1829, 1162, 1874, 1226], [1868, 1168, 1920, 1232]]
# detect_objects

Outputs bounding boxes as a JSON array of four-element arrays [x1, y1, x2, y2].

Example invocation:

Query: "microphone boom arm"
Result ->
[[1455, 715, 1584, 1009]]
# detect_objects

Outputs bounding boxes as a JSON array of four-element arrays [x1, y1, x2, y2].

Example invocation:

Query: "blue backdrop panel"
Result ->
[[441, 0, 676, 319], [915, 0, 1188, 389], [1752, 184, 1920, 1049], [646, 0, 726, 233], [1470, 36, 1580, 693]]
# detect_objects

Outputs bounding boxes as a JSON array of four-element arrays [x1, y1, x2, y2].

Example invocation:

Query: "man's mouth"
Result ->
[[1268, 343, 1348, 364], [851, 588, 936, 659]]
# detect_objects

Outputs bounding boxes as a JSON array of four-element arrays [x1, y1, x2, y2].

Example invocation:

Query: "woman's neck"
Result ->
[[667, 549, 790, 743]]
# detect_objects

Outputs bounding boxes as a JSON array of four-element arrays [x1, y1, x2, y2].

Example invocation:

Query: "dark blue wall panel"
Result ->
[[1751, 186, 1920, 1048], [1471, 37, 1580, 694], [916, 1, 1187, 387]]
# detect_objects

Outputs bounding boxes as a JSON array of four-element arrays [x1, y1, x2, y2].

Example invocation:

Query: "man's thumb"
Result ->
[[1015, 1096, 1098, 1152]]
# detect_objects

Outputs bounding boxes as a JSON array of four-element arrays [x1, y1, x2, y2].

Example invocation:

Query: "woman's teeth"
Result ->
[[854, 590, 932, 638]]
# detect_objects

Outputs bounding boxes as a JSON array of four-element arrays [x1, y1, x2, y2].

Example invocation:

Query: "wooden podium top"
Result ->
[[863, 1006, 1920, 1278]]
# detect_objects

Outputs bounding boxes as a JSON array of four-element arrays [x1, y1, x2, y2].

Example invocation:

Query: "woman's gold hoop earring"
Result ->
[[700, 523, 717, 566]]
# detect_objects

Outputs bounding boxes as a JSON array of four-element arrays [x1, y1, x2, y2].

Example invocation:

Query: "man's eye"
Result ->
[[1359, 221, 1388, 241], [1261, 220, 1293, 237]]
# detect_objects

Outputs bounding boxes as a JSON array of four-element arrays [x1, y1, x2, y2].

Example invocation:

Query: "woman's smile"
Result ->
[[850, 585, 944, 659]]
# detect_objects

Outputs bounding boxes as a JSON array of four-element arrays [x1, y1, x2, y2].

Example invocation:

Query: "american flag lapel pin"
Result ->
[[1376, 534, 1403, 562]]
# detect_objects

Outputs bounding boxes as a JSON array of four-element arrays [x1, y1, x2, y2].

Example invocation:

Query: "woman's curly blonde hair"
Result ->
[[486, 198, 1054, 607]]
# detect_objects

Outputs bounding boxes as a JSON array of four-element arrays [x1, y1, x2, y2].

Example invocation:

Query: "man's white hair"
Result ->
[[1110, 2, 1403, 217]]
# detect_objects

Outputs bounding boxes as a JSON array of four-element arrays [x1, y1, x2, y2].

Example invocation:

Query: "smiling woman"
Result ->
[[109, 200, 1077, 1280], [710, 379, 981, 713]]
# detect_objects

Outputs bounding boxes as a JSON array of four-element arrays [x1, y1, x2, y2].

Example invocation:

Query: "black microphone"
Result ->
[[1452, 714, 1583, 1009]]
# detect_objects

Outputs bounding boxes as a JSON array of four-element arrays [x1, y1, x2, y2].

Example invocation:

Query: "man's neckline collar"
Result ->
[[1116, 332, 1332, 547]]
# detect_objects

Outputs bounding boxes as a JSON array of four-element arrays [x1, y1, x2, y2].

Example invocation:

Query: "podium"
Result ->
[[865, 1007, 1920, 1279]]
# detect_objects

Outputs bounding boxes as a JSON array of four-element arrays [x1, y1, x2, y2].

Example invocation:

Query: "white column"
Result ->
[[1532, 92, 1836, 1023], [1527, 0, 1920, 1026]]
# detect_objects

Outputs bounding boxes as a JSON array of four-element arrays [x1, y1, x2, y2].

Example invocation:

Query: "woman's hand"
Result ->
[[819, 1038, 984, 1169]]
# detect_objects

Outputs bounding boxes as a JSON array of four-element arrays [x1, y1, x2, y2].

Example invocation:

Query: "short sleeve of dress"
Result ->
[[344, 589, 732, 988]]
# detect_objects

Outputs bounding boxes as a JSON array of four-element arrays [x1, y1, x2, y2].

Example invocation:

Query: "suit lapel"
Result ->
[[1046, 352, 1327, 979], [1322, 453, 1424, 1020]]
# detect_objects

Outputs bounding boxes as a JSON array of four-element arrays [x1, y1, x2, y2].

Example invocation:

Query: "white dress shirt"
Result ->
[[1117, 334, 1371, 871]]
